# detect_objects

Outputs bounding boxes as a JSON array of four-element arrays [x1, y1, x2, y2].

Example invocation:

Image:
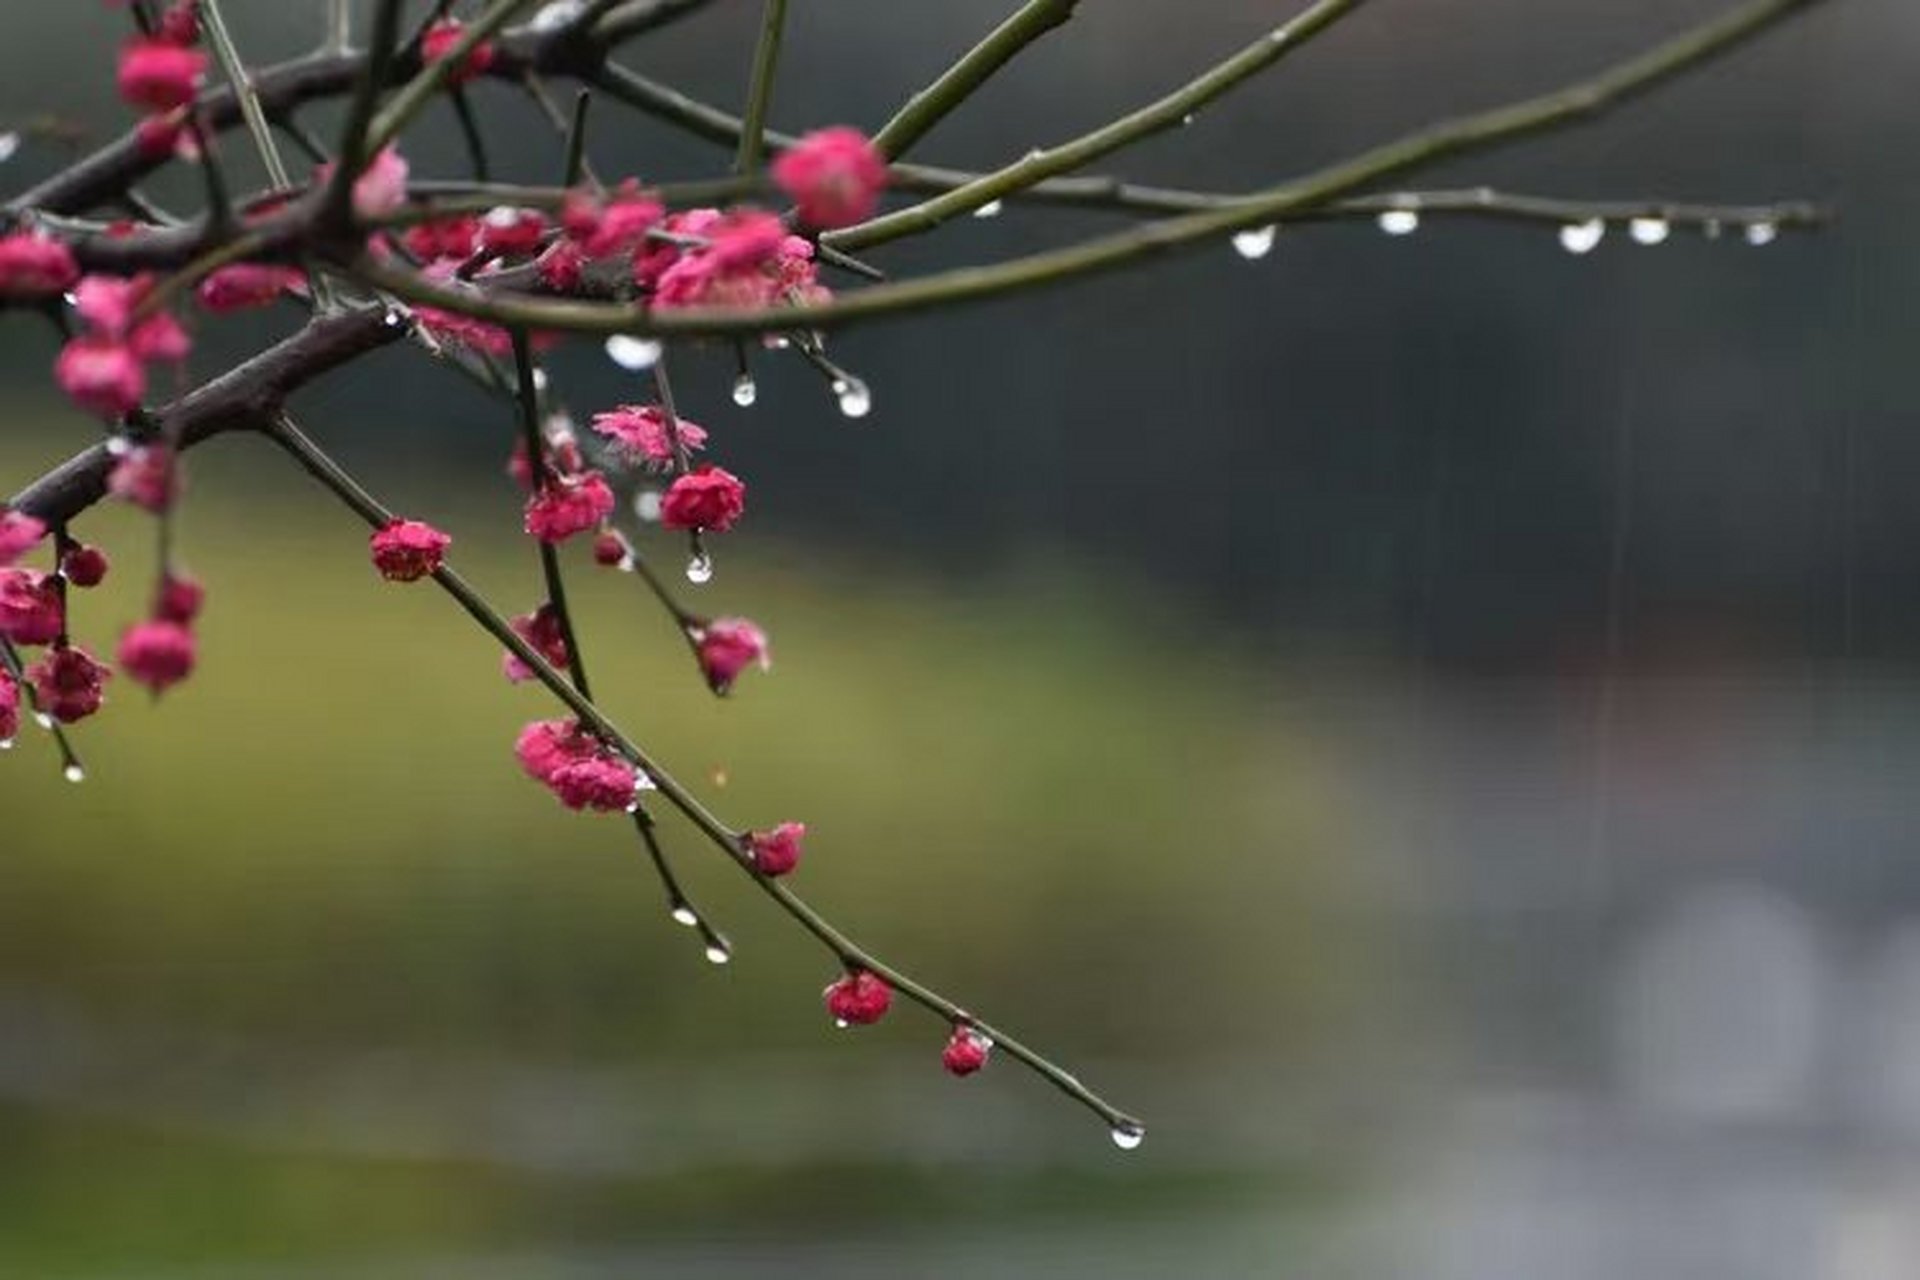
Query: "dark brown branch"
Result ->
[[8, 307, 405, 527]]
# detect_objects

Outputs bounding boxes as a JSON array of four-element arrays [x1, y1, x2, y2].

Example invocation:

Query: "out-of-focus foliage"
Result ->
[[0, 426, 1358, 1274]]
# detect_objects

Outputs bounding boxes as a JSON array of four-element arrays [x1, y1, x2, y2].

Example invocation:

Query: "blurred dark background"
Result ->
[[0, 1, 1909, 1276]]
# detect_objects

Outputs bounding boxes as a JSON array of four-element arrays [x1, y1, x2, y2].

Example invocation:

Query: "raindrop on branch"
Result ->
[[731, 374, 758, 408], [1558, 218, 1606, 255], [0, 133, 20, 164], [634, 489, 663, 523], [685, 552, 714, 585], [1745, 221, 1779, 247], [1629, 216, 1671, 247], [605, 334, 662, 371], [63, 764, 85, 784], [671, 906, 699, 928], [33, 712, 53, 730], [1110, 1123, 1146, 1151], [0, 737, 13, 752], [832, 376, 872, 419], [1231, 225, 1277, 260], [704, 942, 733, 966], [1377, 208, 1420, 237], [972, 199, 1004, 220]]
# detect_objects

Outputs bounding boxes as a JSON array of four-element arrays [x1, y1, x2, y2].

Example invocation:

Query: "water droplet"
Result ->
[[634, 489, 663, 522], [833, 1018, 850, 1030], [1231, 225, 1277, 260], [605, 335, 662, 371], [530, 0, 587, 32], [0, 133, 20, 164], [105, 436, 131, 457], [704, 942, 732, 965], [0, 737, 14, 752], [1629, 216, 1671, 247], [1179, 112, 1195, 127], [382, 306, 410, 329], [671, 905, 699, 928], [685, 552, 714, 585], [63, 764, 85, 784], [731, 374, 758, 408], [617, 554, 636, 573], [1745, 220, 1779, 247], [972, 199, 1003, 220], [531, 367, 550, 392], [33, 713, 53, 730], [1558, 218, 1605, 255], [766, 335, 792, 350], [1377, 208, 1420, 237], [832, 376, 872, 419], [1110, 1123, 1146, 1151]]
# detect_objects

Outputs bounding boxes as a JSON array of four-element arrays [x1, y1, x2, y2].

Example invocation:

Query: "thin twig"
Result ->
[[734, 0, 788, 176], [872, 0, 1079, 160], [260, 413, 1145, 1134], [351, 0, 1830, 339], [834, 0, 1367, 252]]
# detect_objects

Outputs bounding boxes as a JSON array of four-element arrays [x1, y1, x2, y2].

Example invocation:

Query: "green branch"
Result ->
[[872, 0, 1079, 160], [734, 0, 789, 175], [832, 0, 1367, 252], [344, 0, 1831, 340]]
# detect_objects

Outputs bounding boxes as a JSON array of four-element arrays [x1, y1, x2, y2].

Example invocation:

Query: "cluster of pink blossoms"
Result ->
[[115, 0, 205, 159]]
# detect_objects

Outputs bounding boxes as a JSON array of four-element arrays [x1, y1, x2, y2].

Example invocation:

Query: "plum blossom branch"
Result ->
[[339, 0, 1830, 341], [258, 413, 1146, 1137]]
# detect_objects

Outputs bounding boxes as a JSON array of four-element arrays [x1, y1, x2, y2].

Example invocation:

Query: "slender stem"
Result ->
[[449, 88, 492, 183], [734, 0, 788, 176], [352, 0, 1830, 340], [200, 0, 297, 191], [872, 0, 1078, 160], [326, 0, 352, 54], [0, 638, 86, 780], [561, 88, 595, 189], [261, 413, 1143, 1134], [510, 332, 593, 700], [833, 0, 1367, 252], [325, 0, 407, 229], [365, 0, 535, 157]]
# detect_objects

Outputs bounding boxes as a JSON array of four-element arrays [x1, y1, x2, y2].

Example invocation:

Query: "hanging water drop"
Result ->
[[634, 489, 663, 523], [1231, 225, 1277, 260], [1628, 216, 1671, 246], [832, 376, 872, 419], [33, 712, 53, 730], [605, 334, 662, 371], [0, 738, 13, 751], [973, 199, 1004, 220], [704, 942, 732, 965], [105, 436, 131, 458], [685, 552, 714, 585], [732, 373, 758, 408], [833, 1018, 850, 1030], [63, 764, 85, 784], [1179, 112, 1195, 127], [531, 367, 550, 392], [1558, 218, 1605, 255], [1745, 220, 1779, 247], [671, 905, 699, 928], [1109, 1123, 1146, 1151], [0, 133, 20, 164], [1377, 208, 1420, 236]]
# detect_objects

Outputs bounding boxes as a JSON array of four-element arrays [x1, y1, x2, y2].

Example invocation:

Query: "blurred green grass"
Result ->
[[0, 421, 1362, 1273]]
